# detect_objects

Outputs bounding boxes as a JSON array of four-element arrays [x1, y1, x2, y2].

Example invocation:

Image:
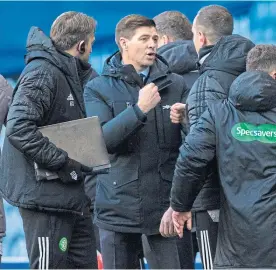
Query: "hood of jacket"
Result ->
[[157, 40, 197, 74], [200, 34, 255, 76], [229, 71, 276, 112]]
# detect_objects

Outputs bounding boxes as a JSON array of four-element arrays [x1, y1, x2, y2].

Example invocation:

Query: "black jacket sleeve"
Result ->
[[6, 69, 68, 171], [187, 75, 227, 130], [170, 108, 216, 212], [84, 80, 146, 153]]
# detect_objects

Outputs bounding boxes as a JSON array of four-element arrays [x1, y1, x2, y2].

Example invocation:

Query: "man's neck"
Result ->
[[64, 48, 77, 58]]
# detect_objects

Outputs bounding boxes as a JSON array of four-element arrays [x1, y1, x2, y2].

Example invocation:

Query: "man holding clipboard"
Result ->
[[0, 12, 103, 269]]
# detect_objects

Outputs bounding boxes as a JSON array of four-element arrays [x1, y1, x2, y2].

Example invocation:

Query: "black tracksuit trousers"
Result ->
[[19, 208, 97, 269]]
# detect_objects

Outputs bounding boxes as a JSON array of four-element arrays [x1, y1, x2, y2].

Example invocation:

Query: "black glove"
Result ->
[[57, 158, 92, 183]]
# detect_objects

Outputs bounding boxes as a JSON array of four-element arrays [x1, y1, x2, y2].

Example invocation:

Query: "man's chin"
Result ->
[[143, 59, 155, 67], [78, 55, 90, 63], [83, 58, 90, 63]]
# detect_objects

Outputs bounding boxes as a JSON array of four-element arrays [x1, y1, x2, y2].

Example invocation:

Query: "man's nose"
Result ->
[[148, 39, 157, 49]]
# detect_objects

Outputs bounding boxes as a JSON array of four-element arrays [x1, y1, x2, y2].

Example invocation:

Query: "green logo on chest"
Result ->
[[231, 122, 276, 143], [59, 237, 68, 252]]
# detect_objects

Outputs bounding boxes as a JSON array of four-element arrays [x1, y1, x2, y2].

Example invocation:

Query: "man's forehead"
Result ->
[[133, 26, 158, 37]]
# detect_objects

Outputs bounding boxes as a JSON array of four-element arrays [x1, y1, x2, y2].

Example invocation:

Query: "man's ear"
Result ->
[[198, 31, 208, 47], [161, 35, 170, 45], [77, 40, 86, 54], [270, 70, 276, 80], [119, 37, 128, 51]]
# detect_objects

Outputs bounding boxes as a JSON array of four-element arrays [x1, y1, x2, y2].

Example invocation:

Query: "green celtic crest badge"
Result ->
[[59, 237, 68, 252]]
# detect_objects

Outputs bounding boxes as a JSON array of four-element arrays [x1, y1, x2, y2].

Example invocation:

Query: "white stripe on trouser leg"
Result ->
[[42, 237, 46, 270], [46, 237, 49, 270], [139, 258, 142, 269], [205, 231, 213, 269], [203, 231, 210, 269], [200, 231, 207, 269], [38, 237, 42, 270]]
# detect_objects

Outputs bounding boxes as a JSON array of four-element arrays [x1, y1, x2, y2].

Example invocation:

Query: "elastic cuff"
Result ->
[[170, 202, 191, 213], [133, 104, 147, 122]]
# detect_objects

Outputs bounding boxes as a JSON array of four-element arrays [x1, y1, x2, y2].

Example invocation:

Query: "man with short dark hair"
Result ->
[[0, 11, 98, 269], [84, 14, 189, 269], [170, 5, 254, 268], [171, 44, 276, 269]]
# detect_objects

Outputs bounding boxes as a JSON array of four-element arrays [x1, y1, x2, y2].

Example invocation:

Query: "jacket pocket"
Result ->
[[159, 151, 179, 207], [95, 167, 142, 225], [155, 104, 182, 149], [159, 169, 173, 207], [159, 161, 176, 207]]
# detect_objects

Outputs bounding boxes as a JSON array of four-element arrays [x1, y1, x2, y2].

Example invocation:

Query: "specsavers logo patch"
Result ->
[[231, 122, 276, 143]]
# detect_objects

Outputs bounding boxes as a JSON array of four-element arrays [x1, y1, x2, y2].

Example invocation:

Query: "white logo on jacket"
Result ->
[[70, 171, 78, 180], [162, 105, 171, 110], [67, 93, 75, 107]]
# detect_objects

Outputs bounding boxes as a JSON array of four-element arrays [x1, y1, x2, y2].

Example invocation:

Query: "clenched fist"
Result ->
[[137, 83, 161, 113], [170, 103, 186, 124]]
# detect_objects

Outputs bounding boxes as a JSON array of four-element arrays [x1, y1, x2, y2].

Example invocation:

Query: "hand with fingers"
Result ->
[[137, 83, 161, 113], [159, 207, 178, 237], [172, 211, 192, 238], [170, 103, 186, 124]]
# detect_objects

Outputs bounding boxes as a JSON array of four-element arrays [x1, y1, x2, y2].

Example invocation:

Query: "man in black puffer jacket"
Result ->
[[153, 10, 198, 268], [84, 15, 189, 269], [0, 12, 98, 269], [171, 44, 276, 269], [171, 6, 254, 268]]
